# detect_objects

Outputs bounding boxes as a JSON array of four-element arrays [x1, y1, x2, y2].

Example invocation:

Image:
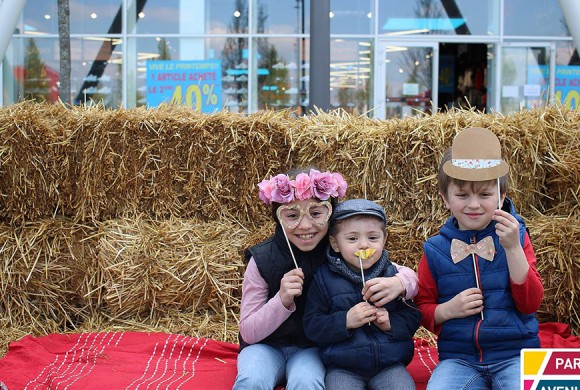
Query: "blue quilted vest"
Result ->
[[423, 198, 540, 363]]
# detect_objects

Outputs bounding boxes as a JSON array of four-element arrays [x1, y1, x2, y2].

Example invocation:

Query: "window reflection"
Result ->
[[556, 41, 580, 66], [4, 0, 576, 113], [330, 39, 373, 114], [255, 0, 309, 34], [383, 45, 434, 118], [133, 37, 251, 113], [19, 1, 57, 35], [503, 0, 567, 36], [500, 47, 550, 114], [253, 37, 309, 111], [72, 38, 123, 106], [209, 0, 249, 34], [330, 0, 374, 35], [131, 0, 180, 34], [17, 38, 59, 102], [22, 0, 122, 35], [69, 0, 122, 34], [378, 0, 495, 36], [135, 37, 179, 106], [9, 37, 122, 106]]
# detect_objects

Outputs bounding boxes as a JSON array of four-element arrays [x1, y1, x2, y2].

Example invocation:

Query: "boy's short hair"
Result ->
[[438, 147, 509, 197], [330, 199, 386, 235]]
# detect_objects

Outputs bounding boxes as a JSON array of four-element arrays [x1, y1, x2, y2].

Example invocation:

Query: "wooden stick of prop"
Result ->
[[472, 253, 484, 320], [280, 226, 299, 269]]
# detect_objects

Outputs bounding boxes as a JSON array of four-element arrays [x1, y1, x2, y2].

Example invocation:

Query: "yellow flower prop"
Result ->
[[354, 248, 376, 260]]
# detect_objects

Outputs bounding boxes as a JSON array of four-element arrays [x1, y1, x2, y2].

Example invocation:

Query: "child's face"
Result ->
[[329, 216, 386, 272], [441, 180, 505, 231], [280, 198, 331, 252]]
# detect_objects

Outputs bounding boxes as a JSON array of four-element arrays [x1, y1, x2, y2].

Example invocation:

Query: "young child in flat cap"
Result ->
[[304, 199, 420, 390], [415, 127, 543, 389]]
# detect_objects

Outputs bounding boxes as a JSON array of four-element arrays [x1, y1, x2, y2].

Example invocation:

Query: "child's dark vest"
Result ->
[[310, 256, 418, 376], [239, 224, 327, 351]]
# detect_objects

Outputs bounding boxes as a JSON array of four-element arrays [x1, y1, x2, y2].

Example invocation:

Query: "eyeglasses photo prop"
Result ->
[[276, 201, 332, 230]]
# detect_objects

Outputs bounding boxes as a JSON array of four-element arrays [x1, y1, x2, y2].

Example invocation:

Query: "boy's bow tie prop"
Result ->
[[450, 236, 495, 321], [451, 237, 495, 263]]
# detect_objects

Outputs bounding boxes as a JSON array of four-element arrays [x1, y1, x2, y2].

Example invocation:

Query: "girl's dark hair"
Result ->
[[438, 147, 509, 197]]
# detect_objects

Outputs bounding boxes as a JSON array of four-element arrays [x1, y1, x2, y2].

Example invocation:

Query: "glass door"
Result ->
[[374, 41, 438, 119], [494, 43, 555, 114]]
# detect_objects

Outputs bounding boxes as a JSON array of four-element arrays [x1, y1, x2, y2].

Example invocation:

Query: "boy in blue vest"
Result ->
[[415, 127, 543, 389]]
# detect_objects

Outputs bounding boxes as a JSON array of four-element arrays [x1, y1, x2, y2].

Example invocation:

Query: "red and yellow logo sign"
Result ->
[[522, 348, 580, 390]]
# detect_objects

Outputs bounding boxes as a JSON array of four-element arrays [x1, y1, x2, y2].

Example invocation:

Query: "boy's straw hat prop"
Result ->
[[443, 127, 509, 182], [444, 127, 510, 320]]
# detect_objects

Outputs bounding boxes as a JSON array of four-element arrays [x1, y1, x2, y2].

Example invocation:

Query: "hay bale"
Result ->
[[528, 215, 580, 331], [387, 219, 441, 269], [0, 101, 77, 223], [71, 106, 293, 224], [290, 111, 448, 224], [0, 219, 98, 330], [291, 106, 580, 222], [98, 216, 247, 319], [539, 107, 580, 215]]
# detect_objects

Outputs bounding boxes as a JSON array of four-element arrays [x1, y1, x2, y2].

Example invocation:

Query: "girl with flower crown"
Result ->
[[233, 168, 419, 390]]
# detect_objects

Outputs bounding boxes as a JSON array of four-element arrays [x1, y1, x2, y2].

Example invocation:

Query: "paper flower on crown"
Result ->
[[258, 169, 347, 205]]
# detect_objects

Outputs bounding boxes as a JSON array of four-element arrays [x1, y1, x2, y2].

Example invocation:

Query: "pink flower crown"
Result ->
[[258, 169, 348, 205]]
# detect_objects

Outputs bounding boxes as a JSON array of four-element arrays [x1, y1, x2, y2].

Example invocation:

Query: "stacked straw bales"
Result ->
[[0, 101, 578, 357]]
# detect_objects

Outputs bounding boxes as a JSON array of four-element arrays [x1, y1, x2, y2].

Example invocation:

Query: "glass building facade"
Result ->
[[1, 0, 578, 118]]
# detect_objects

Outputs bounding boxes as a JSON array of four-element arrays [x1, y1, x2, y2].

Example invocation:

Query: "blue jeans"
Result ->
[[325, 364, 416, 390], [427, 357, 520, 390], [233, 344, 325, 390]]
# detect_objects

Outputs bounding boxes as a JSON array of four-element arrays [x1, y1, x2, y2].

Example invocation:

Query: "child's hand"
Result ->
[[362, 277, 405, 306], [279, 268, 304, 309], [493, 209, 521, 250], [373, 307, 391, 331], [346, 302, 377, 329], [441, 288, 483, 320], [493, 209, 530, 284]]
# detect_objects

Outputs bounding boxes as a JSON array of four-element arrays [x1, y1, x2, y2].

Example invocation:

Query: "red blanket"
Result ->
[[0, 323, 577, 390], [0, 332, 239, 390]]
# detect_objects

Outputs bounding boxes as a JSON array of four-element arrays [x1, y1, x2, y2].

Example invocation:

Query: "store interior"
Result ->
[[439, 43, 488, 112]]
